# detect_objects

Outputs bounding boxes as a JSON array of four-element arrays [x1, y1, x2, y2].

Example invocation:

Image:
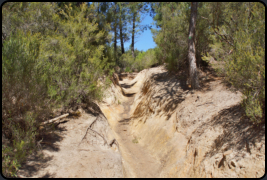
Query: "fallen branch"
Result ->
[[196, 102, 214, 107], [79, 115, 119, 150], [109, 138, 120, 152], [78, 149, 91, 151], [41, 113, 69, 125], [109, 138, 116, 147], [89, 116, 99, 128], [87, 128, 108, 145], [79, 116, 109, 146]]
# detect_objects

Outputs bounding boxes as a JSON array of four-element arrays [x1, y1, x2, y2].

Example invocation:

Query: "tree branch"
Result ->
[[213, 27, 234, 47], [41, 113, 69, 125], [79, 116, 108, 146], [87, 127, 108, 145]]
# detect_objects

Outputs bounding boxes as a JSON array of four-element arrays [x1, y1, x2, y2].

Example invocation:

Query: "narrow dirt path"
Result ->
[[108, 76, 162, 178]]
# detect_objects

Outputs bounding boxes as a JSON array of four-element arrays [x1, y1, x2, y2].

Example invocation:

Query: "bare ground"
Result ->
[[100, 66, 265, 178], [17, 112, 123, 178], [113, 96, 162, 178]]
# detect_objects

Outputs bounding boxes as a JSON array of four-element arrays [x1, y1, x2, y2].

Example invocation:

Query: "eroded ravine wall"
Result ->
[[129, 68, 265, 178], [100, 66, 265, 178]]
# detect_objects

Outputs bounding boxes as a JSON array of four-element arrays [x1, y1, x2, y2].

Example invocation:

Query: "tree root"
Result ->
[[87, 128, 108, 145], [196, 102, 213, 107], [79, 116, 108, 146], [79, 115, 120, 151], [109, 138, 117, 147]]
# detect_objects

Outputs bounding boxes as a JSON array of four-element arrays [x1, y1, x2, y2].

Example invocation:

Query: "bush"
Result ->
[[118, 49, 158, 72], [202, 34, 265, 123], [226, 32, 265, 123], [135, 49, 158, 71], [119, 52, 136, 71], [37, 3, 113, 107], [151, 3, 190, 73], [202, 2, 265, 124], [2, 2, 114, 177], [2, 112, 37, 177], [2, 30, 50, 178]]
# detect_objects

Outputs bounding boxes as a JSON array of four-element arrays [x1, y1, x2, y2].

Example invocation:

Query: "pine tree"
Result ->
[[188, 2, 200, 89], [127, 2, 149, 59], [118, 2, 128, 55]]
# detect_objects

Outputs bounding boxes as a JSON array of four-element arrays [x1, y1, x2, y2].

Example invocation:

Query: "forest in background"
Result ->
[[2, 2, 265, 177]]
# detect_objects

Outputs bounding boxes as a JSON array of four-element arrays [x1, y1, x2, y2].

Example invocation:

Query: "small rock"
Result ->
[[223, 150, 233, 156], [229, 160, 237, 168], [78, 108, 84, 114]]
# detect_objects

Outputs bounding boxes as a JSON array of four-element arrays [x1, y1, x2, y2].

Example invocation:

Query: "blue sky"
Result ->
[[87, 2, 158, 52], [124, 14, 157, 52]]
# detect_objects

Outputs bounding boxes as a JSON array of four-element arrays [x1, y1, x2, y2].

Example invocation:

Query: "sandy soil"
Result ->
[[112, 96, 162, 178], [17, 112, 123, 178], [100, 66, 265, 178]]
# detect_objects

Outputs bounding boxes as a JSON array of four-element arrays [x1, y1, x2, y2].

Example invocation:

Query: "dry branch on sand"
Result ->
[[41, 113, 69, 125], [79, 115, 120, 148], [79, 116, 108, 146]]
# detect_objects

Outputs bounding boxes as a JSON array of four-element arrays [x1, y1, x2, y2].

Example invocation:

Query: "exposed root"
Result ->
[[86, 128, 108, 145], [79, 116, 100, 146]]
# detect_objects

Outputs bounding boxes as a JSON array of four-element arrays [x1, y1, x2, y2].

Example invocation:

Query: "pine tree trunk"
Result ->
[[76, 2, 83, 7], [114, 5, 117, 64], [114, 25, 117, 64], [119, 16, 124, 54], [188, 2, 200, 89], [131, 13, 136, 59]]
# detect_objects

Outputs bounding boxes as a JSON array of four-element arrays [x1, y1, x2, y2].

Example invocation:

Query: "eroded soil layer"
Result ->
[[100, 66, 265, 178]]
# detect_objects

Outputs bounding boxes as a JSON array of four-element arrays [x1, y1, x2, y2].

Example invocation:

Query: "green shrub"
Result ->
[[125, 66, 131, 73], [151, 3, 190, 73], [2, 2, 114, 177], [37, 3, 113, 107], [119, 52, 136, 71], [202, 2, 265, 124], [2, 31, 47, 177], [2, 112, 37, 177], [132, 138, 138, 144], [118, 48, 158, 72], [226, 32, 265, 123], [2, 146, 21, 177], [135, 49, 158, 71]]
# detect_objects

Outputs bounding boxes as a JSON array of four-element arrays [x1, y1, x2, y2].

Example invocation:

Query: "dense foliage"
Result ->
[[201, 2, 265, 123], [151, 2, 190, 72], [151, 2, 265, 123], [119, 48, 157, 72], [2, 2, 113, 177]]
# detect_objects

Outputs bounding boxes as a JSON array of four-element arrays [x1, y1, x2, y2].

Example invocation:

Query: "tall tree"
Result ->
[[151, 2, 190, 70], [113, 2, 118, 63], [128, 2, 149, 59], [117, 2, 129, 55], [131, 10, 136, 58], [188, 2, 200, 89]]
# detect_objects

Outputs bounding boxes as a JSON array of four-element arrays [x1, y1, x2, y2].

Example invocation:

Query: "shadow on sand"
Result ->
[[191, 104, 265, 158]]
